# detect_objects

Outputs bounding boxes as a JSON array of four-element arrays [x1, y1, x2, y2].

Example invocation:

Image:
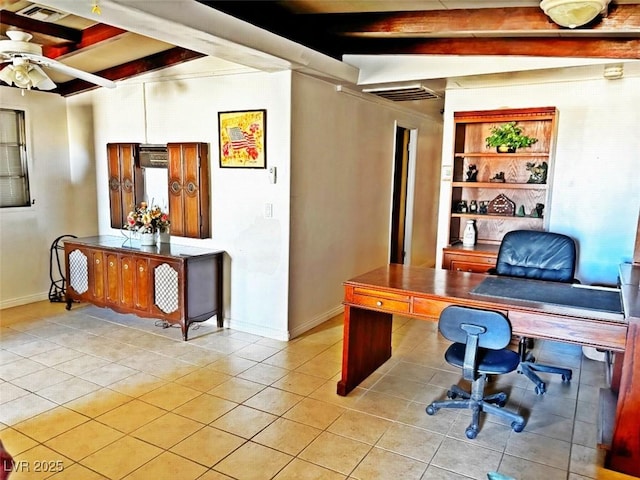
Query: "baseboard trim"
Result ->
[[288, 304, 344, 340], [0, 292, 49, 310]]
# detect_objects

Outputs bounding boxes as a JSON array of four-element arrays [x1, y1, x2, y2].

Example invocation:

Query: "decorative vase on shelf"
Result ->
[[497, 145, 516, 153], [157, 231, 170, 245], [140, 232, 157, 246], [462, 220, 477, 247]]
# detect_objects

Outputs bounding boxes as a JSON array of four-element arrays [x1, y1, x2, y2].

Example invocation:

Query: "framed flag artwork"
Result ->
[[218, 109, 266, 168]]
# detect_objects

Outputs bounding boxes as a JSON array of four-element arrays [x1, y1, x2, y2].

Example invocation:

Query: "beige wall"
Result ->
[[0, 87, 99, 308], [287, 75, 443, 337]]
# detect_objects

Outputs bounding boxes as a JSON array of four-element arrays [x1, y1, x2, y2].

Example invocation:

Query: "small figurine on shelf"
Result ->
[[466, 164, 478, 182], [490, 172, 505, 183], [479, 201, 488, 215], [469, 200, 478, 213], [516, 205, 526, 217], [531, 203, 545, 218], [526, 161, 548, 184], [456, 200, 468, 213]]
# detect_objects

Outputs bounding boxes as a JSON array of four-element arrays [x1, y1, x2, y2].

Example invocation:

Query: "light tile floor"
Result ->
[[0, 301, 636, 480]]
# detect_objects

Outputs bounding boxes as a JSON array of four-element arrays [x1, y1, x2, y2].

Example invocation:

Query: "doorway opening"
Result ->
[[390, 125, 417, 264]]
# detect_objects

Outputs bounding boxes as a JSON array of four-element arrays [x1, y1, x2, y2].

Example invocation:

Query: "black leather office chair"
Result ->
[[493, 229, 576, 394], [426, 305, 525, 439]]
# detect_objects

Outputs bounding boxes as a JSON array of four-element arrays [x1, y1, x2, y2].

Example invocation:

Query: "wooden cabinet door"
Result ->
[[107, 143, 144, 229], [148, 258, 183, 322], [105, 252, 120, 305], [134, 257, 150, 312], [120, 255, 135, 309], [88, 249, 105, 302], [66, 246, 91, 302], [168, 143, 210, 239]]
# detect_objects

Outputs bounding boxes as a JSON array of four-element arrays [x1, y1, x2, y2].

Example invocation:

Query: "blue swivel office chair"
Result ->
[[493, 230, 576, 394], [426, 305, 525, 439]]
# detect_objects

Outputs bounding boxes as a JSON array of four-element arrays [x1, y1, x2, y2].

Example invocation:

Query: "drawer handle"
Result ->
[[123, 264, 128, 270], [109, 261, 114, 267], [95, 259, 100, 264], [376, 301, 383, 307], [139, 266, 144, 272]]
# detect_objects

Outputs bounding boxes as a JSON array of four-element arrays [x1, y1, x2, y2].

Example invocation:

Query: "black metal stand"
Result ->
[[49, 234, 77, 303]]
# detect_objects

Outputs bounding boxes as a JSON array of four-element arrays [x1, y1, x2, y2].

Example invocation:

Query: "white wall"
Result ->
[[67, 59, 294, 339], [436, 73, 640, 285], [288, 76, 444, 337], [0, 87, 99, 308]]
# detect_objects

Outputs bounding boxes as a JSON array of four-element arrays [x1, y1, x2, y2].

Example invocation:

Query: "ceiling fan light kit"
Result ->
[[540, 0, 611, 28], [603, 64, 624, 80], [0, 29, 116, 92]]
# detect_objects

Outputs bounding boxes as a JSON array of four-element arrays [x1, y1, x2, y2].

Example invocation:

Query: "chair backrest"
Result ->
[[495, 230, 577, 283], [439, 306, 513, 380], [439, 305, 512, 350]]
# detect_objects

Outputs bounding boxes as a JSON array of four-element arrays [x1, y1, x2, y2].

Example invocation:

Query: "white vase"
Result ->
[[140, 232, 157, 246], [462, 220, 477, 247]]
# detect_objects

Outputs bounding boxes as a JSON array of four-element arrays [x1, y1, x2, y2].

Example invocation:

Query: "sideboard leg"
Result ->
[[182, 322, 189, 341]]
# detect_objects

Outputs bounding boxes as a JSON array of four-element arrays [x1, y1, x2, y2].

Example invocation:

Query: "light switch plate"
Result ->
[[268, 166, 277, 184]]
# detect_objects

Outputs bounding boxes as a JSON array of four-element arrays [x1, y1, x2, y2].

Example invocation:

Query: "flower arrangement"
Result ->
[[125, 202, 169, 233]]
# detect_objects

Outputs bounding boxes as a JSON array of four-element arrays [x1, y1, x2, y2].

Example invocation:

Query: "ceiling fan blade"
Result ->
[[18, 53, 116, 89]]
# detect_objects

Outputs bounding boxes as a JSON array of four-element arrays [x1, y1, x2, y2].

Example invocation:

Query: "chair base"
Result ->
[[518, 337, 572, 395], [426, 375, 525, 439], [518, 361, 572, 395]]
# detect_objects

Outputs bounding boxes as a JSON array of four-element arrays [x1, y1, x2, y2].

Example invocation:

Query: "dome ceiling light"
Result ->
[[540, 0, 611, 28]]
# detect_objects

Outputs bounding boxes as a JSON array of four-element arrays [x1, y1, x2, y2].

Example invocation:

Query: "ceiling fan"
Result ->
[[0, 30, 116, 91]]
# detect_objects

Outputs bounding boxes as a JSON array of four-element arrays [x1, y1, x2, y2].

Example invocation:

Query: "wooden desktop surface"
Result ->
[[338, 263, 640, 477]]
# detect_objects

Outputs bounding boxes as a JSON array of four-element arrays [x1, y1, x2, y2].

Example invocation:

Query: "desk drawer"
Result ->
[[449, 260, 493, 274], [508, 311, 627, 352], [351, 288, 410, 314], [442, 249, 497, 275], [412, 297, 450, 319]]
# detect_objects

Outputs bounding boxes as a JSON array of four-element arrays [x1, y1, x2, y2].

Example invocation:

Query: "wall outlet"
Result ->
[[264, 203, 273, 218]]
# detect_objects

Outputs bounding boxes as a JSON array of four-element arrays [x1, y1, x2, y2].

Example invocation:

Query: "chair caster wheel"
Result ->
[[562, 373, 572, 382], [511, 421, 525, 433], [465, 427, 478, 439], [447, 390, 458, 399], [525, 353, 536, 362], [497, 393, 507, 407], [426, 405, 438, 416], [535, 384, 546, 395]]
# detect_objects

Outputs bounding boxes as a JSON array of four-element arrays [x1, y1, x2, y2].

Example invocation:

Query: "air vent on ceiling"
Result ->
[[362, 85, 439, 102], [16, 4, 69, 22]]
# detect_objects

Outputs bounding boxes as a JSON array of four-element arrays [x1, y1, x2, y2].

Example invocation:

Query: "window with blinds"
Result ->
[[0, 108, 31, 208]]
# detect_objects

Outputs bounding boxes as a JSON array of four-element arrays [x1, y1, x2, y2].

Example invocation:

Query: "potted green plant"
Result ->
[[485, 121, 538, 153]]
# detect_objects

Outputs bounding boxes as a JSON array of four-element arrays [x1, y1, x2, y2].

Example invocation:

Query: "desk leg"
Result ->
[[337, 305, 392, 396], [606, 317, 640, 477]]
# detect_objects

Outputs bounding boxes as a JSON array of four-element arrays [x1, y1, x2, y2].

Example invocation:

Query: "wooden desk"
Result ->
[[338, 264, 640, 477]]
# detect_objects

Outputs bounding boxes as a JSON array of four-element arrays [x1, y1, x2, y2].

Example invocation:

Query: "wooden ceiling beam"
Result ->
[[42, 24, 127, 58], [0, 10, 81, 42], [340, 37, 640, 59], [55, 47, 205, 96], [321, 4, 640, 37]]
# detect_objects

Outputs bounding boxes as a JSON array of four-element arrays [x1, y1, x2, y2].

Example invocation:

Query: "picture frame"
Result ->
[[218, 109, 266, 168]]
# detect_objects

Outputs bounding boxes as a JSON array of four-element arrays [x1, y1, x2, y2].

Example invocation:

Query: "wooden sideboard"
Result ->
[[64, 236, 223, 340]]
